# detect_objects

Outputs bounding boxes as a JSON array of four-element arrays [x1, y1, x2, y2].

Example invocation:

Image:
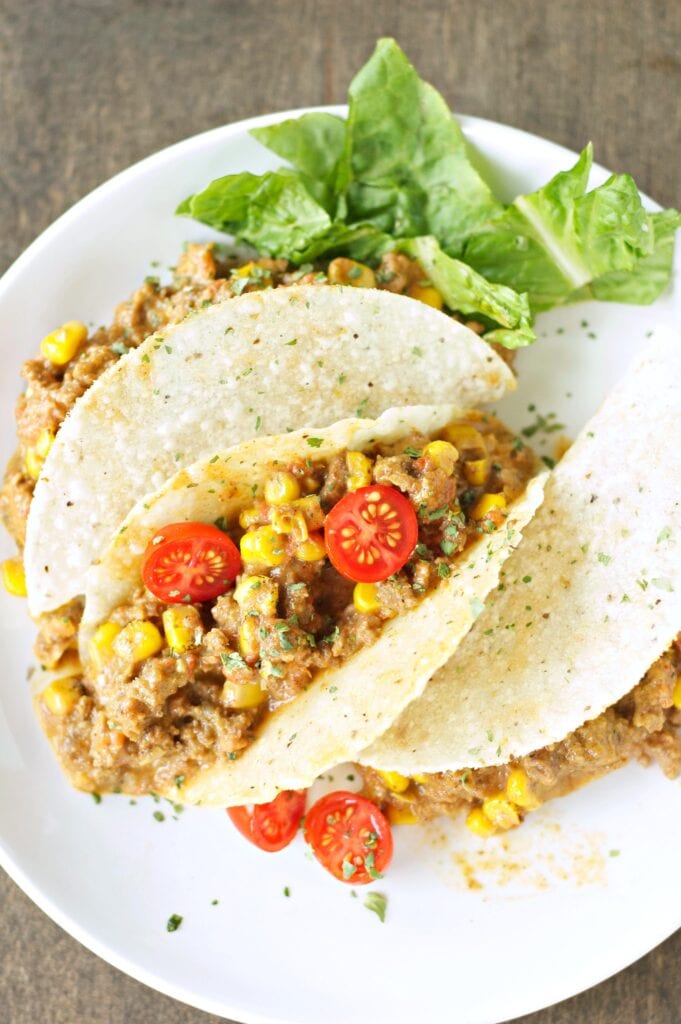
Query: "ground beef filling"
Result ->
[[363, 637, 681, 828], [36, 417, 536, 795], [0, 246, 495, 549]]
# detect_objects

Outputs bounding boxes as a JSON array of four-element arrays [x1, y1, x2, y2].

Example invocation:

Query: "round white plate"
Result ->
[[1, 108, 679, 1024]]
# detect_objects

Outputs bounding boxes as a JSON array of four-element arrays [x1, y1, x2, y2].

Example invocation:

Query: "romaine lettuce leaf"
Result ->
[[338, 38, 502, 253], [251, 113, 346, 213], [400, 236, 535, 348], [461, 145, 669, 310]]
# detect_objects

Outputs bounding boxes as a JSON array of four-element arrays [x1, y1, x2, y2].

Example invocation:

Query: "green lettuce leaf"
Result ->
[[338, 38, 502, 253], [577, 209, 681, 304], [251, 113, 346, 213], [399, 236, 535, 348], [461, 145, 669, 310]]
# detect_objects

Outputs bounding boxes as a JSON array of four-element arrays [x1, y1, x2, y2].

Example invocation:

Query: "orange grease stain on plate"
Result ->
[[411, 816, 607, 897]]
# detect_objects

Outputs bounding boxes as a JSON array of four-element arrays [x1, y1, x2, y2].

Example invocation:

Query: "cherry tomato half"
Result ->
[[227, 790, 306, 853], [141, 521, 241, 603], [324, 484, 418, 583], [304, 791, 393, 884]]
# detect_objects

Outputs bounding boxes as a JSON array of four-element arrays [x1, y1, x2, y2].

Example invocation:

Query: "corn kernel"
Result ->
[[222, 679, 266, 708], [481, 793, 520, 830], [295, 533, 326, 562], [353, 582, 381, 613], [442, 423, 486, 458], [25, 428, 55, 481], [240, 525, 286, 567], [412, 774, 430, 785], [422, 440, 458, 476], [271, 509, 309, 542], [88, 621, 122, 670], [346, 451, 373, 490], [388, 805, 419, 825], [233, 575, 278, 616], [327, 257, 376, 289], [506, 769, 541, 811], [114, 620, 163, 663], [264, 471, 301, 506], [471, 492, 507, 521], [238, 505, 263, 529], [42, 677, 81, 716], [673, 677, 681, 710], [377, 770, 410, 794], [2, 557, 27, 597], [464, 457, 490, 486], [238, 621, 261, 662], [162, 607, 195, 655], [235, 261, 256, 277], [40, 320, 87, 366], [407, 282, 444, 310], [466, 807, 497, 838]]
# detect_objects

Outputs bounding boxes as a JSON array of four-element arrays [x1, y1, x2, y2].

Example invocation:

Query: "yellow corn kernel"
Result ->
[[471, 492, 507, 521], [114, 620, 163, 663], [377, 770, 410, 794], [463, 457, 490, 486], [346, 451, 373, 490], [40, 320, 88, 366], [481, 793, 520, 830], [222, 679, 266, 709], [26, 428, 55, 480], [264, 471, 301, 506], [235, 261, 256, 277], [238, 505, 263, 529], [233, 575, 278, 616], [88, 621, 122, 670], [162, 607, 195, 655], [42, 677, 81, 716], [422, 440, 458, 476], [353, 582, 381, 613], [295, 534, 326, 562], [271, 509, 309, 542], [238, 621, 261, 663], [240, 525, 286, 567], [407, 282, 444, 310], [327, 257, 376, 289], [24, 449, 42, 480], [388, 805, 419, 825], [412, 773, 430, 785], [673, 677, 681, 710], [506, 769, 541, 811], [442, 423, 486, 458], [466, 807, 497, 838], [2, 557, 27, 597]]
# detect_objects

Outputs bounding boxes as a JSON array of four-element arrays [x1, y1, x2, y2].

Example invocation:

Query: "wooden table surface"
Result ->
[[1, 2, 680, 1022]]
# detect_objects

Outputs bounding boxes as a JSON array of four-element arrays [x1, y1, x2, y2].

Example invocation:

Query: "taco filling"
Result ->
[[36, 412, 537, 796]]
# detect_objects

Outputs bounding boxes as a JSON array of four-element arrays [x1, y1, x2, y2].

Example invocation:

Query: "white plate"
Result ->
[[1, 108, 679, 1024]]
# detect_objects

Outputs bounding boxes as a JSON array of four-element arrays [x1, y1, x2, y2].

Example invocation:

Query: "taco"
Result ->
[[23, 284, 514, 616], [35, 405, 545, 804], [359, 327, 681, 831]]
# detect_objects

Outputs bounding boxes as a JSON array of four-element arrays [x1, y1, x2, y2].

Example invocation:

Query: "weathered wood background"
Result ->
[[1, 1, 680, 1021]]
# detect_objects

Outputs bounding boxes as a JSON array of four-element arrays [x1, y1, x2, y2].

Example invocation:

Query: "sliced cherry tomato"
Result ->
[[304, 791, 393, 884], [141, 521, 241, 603], [324, 484, 418, 583], [227, 790, 306, 853]]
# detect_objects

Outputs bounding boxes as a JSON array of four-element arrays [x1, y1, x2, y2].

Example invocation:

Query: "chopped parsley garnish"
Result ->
[[283, 887, 291, 897], [404, 445, 422, 458], [597, 552, 612, 565], [221, 651, 248, 671], [342, 860, 358, 880], [91, 792, 102, 805], [363, 892, 387, 923], [306, 437, 324, 448], [175, 775, 185, 788], [166, 914, 183, 932], [437, 562, 451, 578], [153, 810, 165, 823]]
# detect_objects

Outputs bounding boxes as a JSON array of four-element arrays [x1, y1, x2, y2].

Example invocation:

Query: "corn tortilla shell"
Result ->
[[80, 406, 545, 805], [361, 327, 681, 773], [25, 285, 514, 615]]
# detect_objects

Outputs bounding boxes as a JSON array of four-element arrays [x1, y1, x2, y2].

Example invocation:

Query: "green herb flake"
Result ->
[[657, 527, 672, 543], [404, 445, 422, 459], [363, 892, 387, 923], [306, 437, 324, 448], [175, 775, 185, 788], [412, 345, 423, 358], [221, 651, 248, 671], [342, 860, 357, 880], [437, 562, 451, 579], [597, 552, 612, 566], [153, 810, 165, 823], [522, 575, 532, 583], [283, 887, 291, 897], [166, 913, 183, 932], [609, 849, 621, 858], [91, 792, 102, 805]]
